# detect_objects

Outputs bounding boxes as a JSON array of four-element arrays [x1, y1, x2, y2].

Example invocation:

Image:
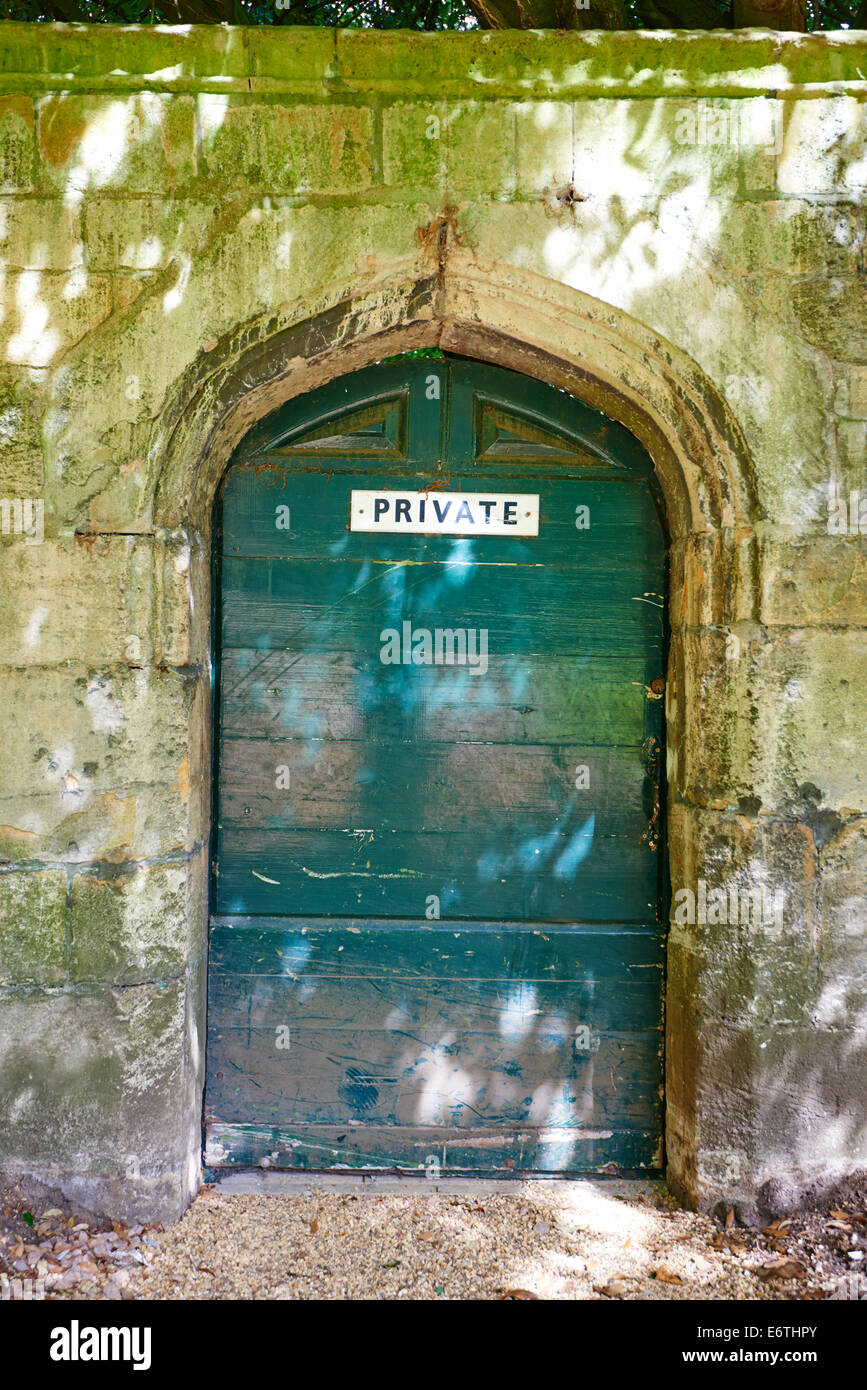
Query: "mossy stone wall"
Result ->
[[0, 23, 865, 1220]]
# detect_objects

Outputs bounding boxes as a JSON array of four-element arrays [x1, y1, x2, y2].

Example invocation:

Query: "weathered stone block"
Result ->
[[0, 198, 82, 270], [668, 531, 756, 632], [82, 196, 214, 273], [154, 532, 210, 670], [572, 98, 748, 201], [0, 536, 154, 667], [678, 304, 831, 534], [818, 819, 867, 1022], [0, 95, 34, 192], [445, 102, 516, 199], [669, 912, 822, 1040], [198, 99, 374, 194], [0, 660, 202, 865], [836, 419, 867, 495], [0, 870, 66, 985], [714, 200, 859, 279], [0, 664, 197, 803], [790, 277, 867, 365], [759, 536, 867, 628], [776, 97, 867, 200], [0, 981, 188, 1180], [674, 627, 867, 816], [668, 802, 817, 940], [0, 789, 134, 867], [515, 101, 572, 197], [3, 270, 112, 369], [382, 101, 447, 189], [0, 370, 44, 496], [0, 784, 193, 867], [734, 97, 781, 196], [36, 93, 196, 196], [835, 365, 867, 421], [247, 26, 336, 88], [0, 21, 248, 86], [69, 863, 190, 985], [710, 1021, 867, 1182]]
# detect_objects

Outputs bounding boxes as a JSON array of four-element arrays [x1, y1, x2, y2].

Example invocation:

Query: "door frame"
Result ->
[[149, 263, 759, 1209]]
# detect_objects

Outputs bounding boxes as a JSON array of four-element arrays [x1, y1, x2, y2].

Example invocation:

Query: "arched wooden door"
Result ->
[[204, 356, 667, 1175]]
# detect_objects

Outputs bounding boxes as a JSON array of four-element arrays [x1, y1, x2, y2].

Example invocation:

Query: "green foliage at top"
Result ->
[[0, 0, 864, 34], [0, 0, 478, 25]]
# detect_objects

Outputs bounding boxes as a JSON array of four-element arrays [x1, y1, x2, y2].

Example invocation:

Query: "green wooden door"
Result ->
[[204, 357, 667, 1175]]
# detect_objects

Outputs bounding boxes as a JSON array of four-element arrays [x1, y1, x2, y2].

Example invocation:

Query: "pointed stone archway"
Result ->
[[148, 256, 761, 1214]]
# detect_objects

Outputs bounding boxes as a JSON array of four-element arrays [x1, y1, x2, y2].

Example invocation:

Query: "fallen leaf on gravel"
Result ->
[[197, 1265, 216, 1276], [41, 1209, 63, 1219], [763, 1219, 793, 1236], [416, 1230, 438, 1242], [497, 1288, 539, 1300], [827, 1220, 852, 1231], [713, 1232, 746, 1251], [725, 1208, 735, 1229], [757, 1258, 806, 1281], [594, 1280, 628, 1299], [651, 1267, 684, 1284], [308, 1217, 319, 1234]]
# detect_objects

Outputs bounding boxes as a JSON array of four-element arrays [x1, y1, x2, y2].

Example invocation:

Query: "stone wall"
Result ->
[[0, 22, 865, 1221]]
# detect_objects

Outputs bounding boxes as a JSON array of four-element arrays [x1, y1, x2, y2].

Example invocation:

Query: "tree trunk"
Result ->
[[732, 0, 807, 26], [467, 0, 627, 27]]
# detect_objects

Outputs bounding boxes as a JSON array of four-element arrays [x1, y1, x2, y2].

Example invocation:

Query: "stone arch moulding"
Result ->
[[148, 258, 762, 1210], [151, 258, 760, 543]]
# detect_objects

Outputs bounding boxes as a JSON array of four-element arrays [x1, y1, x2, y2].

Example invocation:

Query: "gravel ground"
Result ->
[[4, 1175, 865, 1301]]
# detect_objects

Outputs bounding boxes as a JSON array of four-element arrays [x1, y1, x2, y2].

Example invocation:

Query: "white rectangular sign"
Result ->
[[349, 489, 539, 537]]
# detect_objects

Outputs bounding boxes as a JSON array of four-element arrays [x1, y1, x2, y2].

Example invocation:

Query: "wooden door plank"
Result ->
[[204, 1122, 663, 1173], [207, 974, 664, 1032], [205, 1030, 663, 1129], [219, 738, 649, 831], [214, 827, 658, 920], [219, 650, 658, 745], [220, 559, 664, 660], [208, 921, 665, 978]]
